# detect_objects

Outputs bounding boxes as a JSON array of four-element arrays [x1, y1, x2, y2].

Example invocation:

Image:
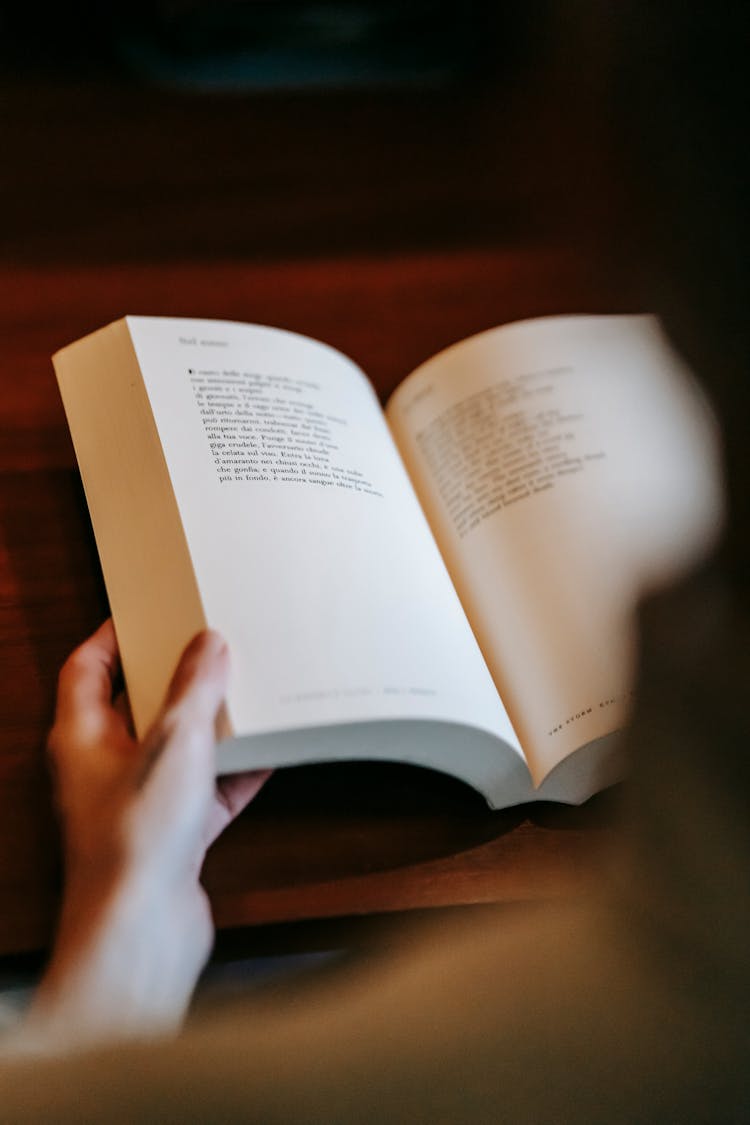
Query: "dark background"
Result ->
[[0, 1, 621, 269]]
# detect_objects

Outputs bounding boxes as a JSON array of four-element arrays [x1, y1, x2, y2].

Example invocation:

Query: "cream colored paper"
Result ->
[[388, 315, 722, 783], [126, 317, 518, 754]]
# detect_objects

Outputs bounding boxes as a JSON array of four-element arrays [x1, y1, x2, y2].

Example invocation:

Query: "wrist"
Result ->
[[23, 870, 213, 1052]]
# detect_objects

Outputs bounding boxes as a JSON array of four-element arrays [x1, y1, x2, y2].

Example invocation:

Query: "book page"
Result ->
[[125, 317, 519, 756], [387, 315, 723, 784]]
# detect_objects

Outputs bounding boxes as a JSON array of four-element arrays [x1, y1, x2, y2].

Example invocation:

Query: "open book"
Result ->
[[53, 314, 721, 809]]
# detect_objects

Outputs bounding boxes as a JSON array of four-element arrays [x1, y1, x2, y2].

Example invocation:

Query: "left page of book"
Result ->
[[118, 316, 515, 759]]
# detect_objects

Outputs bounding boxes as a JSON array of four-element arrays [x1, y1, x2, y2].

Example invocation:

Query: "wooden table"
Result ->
[[0, 246, 631, 956]]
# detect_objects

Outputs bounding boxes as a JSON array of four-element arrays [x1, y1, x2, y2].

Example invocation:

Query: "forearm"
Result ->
[[12, 874, 212, 1054]]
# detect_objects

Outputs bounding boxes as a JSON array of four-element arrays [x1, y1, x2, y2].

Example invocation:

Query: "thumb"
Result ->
[[127, 632, 231, 868], [138, 630, 229, 793], [164, 630, 229, 729]]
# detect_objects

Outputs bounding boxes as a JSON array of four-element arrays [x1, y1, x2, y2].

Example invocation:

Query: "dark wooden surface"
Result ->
[[0, 61, 636, 955]]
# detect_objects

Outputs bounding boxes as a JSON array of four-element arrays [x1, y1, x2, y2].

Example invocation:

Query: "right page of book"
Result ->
[[387, 315, 723, 785]]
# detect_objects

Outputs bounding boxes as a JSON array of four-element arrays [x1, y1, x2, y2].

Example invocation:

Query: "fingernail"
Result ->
[[203, 630, 228, 658]]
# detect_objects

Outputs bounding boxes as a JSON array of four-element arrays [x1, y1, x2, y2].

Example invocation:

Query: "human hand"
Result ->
[[20, 620, 269, 1052]]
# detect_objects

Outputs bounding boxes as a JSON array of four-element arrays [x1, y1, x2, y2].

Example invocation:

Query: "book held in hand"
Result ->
[[52, 314, 722, 808]]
